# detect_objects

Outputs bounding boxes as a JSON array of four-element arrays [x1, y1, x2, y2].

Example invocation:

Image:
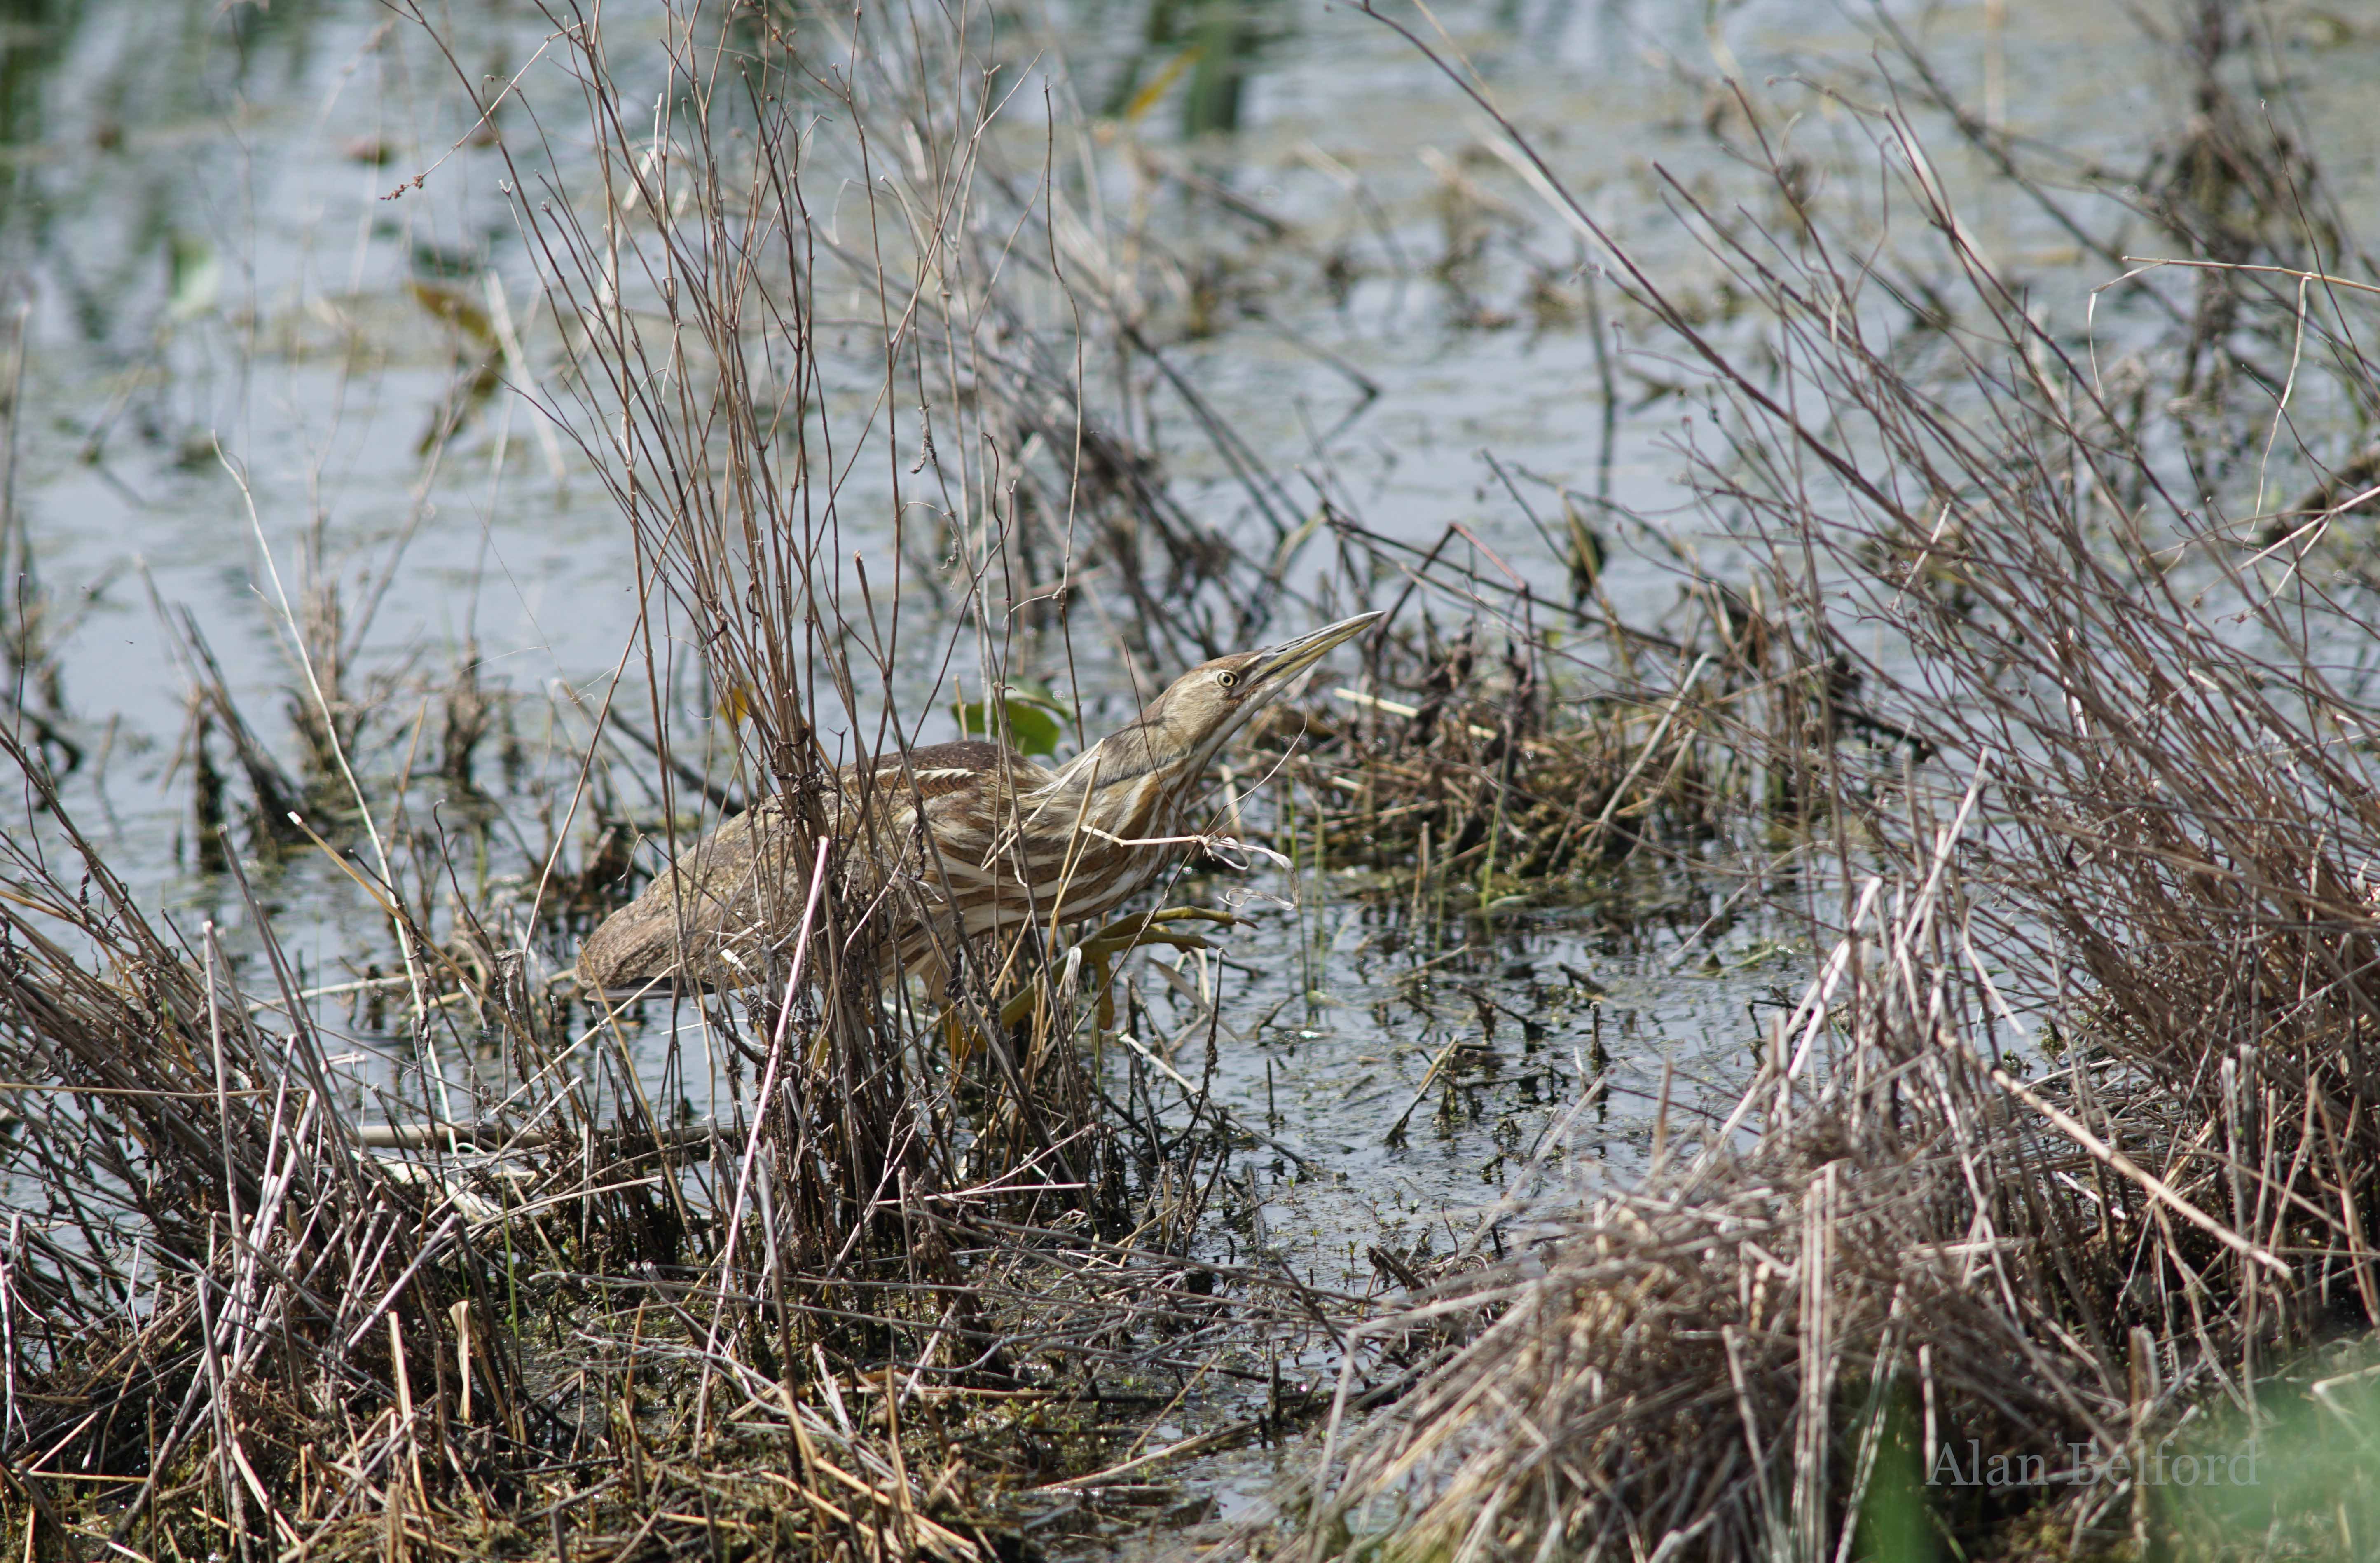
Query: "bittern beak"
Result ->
[[1246, 610, 1386, 693]]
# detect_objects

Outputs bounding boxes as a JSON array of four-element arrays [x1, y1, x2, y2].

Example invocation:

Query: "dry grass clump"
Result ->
[[1258, 614, 1725, 888], [1282, 829, 2371, 1559], [1245, 565, 1895, 898], [0, 737, 527, 1557], [1285, 865, 2136, 1562]]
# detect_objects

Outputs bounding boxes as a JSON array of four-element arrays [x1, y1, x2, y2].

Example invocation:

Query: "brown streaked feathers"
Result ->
[[574, 614, 1382, 997]]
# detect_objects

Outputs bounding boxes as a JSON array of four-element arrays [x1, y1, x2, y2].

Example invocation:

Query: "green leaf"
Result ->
[[1002, 679, 1068, 715], [954, 694, 1063, 757], [168, 233, 220, 322]]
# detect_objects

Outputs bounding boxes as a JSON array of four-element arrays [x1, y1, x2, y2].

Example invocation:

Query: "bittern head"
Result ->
[[1125, 610, 1386, 781]]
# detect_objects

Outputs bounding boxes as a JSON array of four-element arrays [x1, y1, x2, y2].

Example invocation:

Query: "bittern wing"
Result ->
[[574, 740, 1057, 997]]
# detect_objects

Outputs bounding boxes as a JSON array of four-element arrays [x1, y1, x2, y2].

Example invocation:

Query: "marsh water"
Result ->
[[5, 0, 2378, 1540]]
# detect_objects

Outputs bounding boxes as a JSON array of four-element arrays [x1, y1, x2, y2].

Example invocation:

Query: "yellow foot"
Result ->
[[938, 1006, 982, 1066]]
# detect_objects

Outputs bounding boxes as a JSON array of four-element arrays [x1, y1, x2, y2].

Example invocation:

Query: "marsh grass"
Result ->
[[1265, 1, 2380, 1558], [12, 0, 2380, 1559], [1247, 557, 1880, 907]]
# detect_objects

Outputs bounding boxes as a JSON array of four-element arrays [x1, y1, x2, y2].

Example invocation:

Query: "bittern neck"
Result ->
[[1041, 719, 1207, 799]]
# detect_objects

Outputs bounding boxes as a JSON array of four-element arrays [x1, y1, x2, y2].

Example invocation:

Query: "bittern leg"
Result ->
[[992, 908, 1245, 1033]]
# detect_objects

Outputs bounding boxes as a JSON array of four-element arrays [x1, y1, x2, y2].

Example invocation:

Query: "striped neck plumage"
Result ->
[[1037, 721, 1194, 803]]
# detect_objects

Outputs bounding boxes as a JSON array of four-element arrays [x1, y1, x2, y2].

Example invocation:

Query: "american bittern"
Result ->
[[576, 612, 1382, 997]]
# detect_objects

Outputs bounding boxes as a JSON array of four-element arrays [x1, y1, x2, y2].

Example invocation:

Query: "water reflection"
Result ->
[[0, 0, 55, 180]]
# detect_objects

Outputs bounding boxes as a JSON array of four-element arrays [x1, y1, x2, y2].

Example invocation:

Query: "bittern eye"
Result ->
[[1217, 670, 1239, 689]]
